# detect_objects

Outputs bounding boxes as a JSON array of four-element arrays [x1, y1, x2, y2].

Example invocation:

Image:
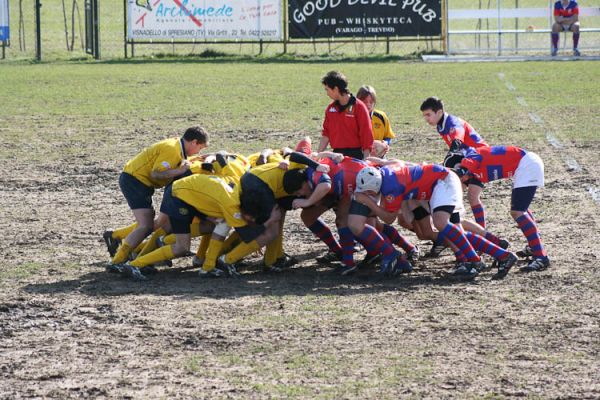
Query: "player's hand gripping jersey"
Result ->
[[124, 138, 188, 188], [437, 113, 488, 152], [554, 0, 579, 18], [461, 146, 527, 183], [380, 163, 449, 212], [307, 157, 368, 199]]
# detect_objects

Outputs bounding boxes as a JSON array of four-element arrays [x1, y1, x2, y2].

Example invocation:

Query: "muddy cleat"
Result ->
[[406, 246, 420, 264], [452, 262, 479, 281], [472, 260, 489, 272], [357, 252, 382, 269], [192, 256, 204, 269], [140, 265, 158, 276], [394, 255, 413, 274], [103, 231, 120, 258], [106, 263, 124, 274], [198, 267, 227, 278], [316, 251, 342, 264], [520, 256, 550, 273], [424, 242, 447, 258], [498, 239, 510, 250], [573, 48, 581, 57], [265, 254, 299, 273], [377, 253, 400, 278], [121, 264, 147, 281], [333, 264, 357, 276], [216, 256, 240, 277], [492, 253, 518, 280], [516, 245, 533, 259]]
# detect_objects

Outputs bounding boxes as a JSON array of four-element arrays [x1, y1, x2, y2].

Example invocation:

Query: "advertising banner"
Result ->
[[128, 0, 282, 40], [289, 0, 441, 38], [0, 0, 9, 41]]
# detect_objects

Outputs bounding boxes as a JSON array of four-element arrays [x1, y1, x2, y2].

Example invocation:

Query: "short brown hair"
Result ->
[[183, 126, 209, 144], [321, 71, 349, 94], [356, 85, 377, 104]]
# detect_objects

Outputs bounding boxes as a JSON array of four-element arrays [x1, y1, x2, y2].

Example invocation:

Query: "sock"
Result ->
[[203, 238, 225, 271], [224, 240, 260, 264], [196, 234, 211, 259], [356, 225, 396, 261], [222, 231, 241, 254], [112, 223, 138, 240], [515, 214, 547, 258], [190, 222, 202, 238], [130, 245, 175, 268], [264, 230, 284, 267], [162, 234, 176, 245], [466, 232, 509, 260], [573, 32, 580, 49], [452, 246, 467, 262], [382, 224, 415, 253], [438, 223, 480, 262], [338, 227, 355, 267], [111, 240, 132, 264], [551, 33, 559, 48], [471, 203, 486, 229], [308, 219, 342, 254], [484, 231, 501, 246], [137, 228, 166, 258]]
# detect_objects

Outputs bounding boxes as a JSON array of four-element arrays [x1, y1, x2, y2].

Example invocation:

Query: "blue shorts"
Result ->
[[119, 172, 154, 210], [511, 186, 537, 212], [160, 185, 205, 234]]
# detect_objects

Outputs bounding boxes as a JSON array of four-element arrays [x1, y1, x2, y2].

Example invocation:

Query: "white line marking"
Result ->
[[498, 73, 505, 80], [516, 97, 528, 107], [545, 133, 563, 148], [505, 82, 516, 91], [528, 112, 543, 124], [588, 186, 600, 204], [565, 158, 581, 172]]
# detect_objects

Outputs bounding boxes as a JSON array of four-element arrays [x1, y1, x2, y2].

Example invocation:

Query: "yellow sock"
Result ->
[[112, 223, 138, 240], [264, 231, 284, 267], [133, 240, 145, 255], [196, 234, 210, 259], [111, 240, 132, 264], [222, 231, 241, 254], [137, 228, 166, 258], [130, 245, 175, 268], [190, 222, 202, 238], [224, 240, 260, 264], [203, 238, 225, 271], [163, 234, 176, 245]]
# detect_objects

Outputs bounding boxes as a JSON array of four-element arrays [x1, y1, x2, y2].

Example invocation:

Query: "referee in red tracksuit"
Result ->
[[317, 71, 374, 160]]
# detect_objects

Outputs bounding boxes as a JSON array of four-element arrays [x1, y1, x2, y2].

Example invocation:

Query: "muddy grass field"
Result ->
[[1, 62, 600, 399]]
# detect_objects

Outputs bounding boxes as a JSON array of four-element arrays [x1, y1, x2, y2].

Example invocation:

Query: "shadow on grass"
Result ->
[[23, 251, 481, 299]]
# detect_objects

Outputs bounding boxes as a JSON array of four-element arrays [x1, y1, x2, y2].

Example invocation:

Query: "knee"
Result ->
[[552, 23, 560, 33], [510, 210, 523, 220], [172, 242, 190, 256], [347, 220, 364, 236], [572, 24, 580, 33]]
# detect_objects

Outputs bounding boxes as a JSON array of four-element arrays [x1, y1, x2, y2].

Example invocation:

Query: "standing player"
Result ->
[[552, 0, 581, 56], [420, 97, 489, 232], [456, 145, 550, 277], [317, 71, 374, 160], [106, 127, 208, 266], [356, 85, 395, 146]]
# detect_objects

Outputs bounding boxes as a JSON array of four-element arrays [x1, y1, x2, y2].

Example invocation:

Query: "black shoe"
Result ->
[[516, 246, 533, 258], [520, 256, 550, 273], [376, 253, 400, 278], [316, 251, 342, 264], [264, 254, 298, 273], [357, 253, 382, 269], [395, 255, 413, 274], [121, 264, 147, 281], [333, 264, 357, 276], [140, 265, 158, 276], [424, 242, 446, 258], [106, 263, 124, 274], [452, 262, 479, 281], [492, 253, 518, 280], [406, 246, 420, 264], [198, 267, 227, 278], [471, 260, 489, 272], [216, 256, 240, 277], [498, 239, 510, 250], [103, 231, 121, 258]]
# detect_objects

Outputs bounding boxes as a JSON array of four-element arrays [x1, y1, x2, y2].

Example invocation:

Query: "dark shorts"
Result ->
[[235, 224, 266, 243], [467, 178, 485, 189], [160, 185, 205, 234], [333, 147, 364, 160], [511, 186, 537, 212], [277, 196, 296, 211], [119, 172, 154, 210], [349, 199, 372, 217]]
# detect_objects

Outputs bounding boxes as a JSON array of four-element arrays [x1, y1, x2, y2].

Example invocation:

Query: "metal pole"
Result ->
[[497, 0, 502, 55], [282, 0, 288, 54], [1, 41, 5, 59], [93, 0, 100, 59], [386, 36, 389, 54], [35, 0, 41, 61], [123, 0, 127, 58], [515, 0, 519, 53], [443, 0, 449, 54]]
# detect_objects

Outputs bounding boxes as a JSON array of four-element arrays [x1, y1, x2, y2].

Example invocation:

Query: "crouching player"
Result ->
[[456, 145, 550, 276], [116, 173, 275, 280]]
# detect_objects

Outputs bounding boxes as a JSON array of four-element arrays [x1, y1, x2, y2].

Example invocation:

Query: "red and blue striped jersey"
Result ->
[[554, 1, 579, 17], [308, 157, 368, 198], [461, 146, 527, 183], [380, 163, 449, 212], [436, 113, 488, 151]]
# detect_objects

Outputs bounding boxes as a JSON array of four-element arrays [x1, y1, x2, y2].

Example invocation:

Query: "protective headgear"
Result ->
[[355, 167, 382, 193]]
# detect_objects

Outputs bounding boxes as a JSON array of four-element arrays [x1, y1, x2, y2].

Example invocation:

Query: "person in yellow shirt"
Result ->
[[356, 85, 395, 145], [104, 126, 208, 266]]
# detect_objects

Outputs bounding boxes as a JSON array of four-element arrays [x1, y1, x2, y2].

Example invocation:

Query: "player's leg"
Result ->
[[467, 182, 486, 229], [571, 22, 580, 55], [301, 201, 342, 261], [551, 22, 562, 55]]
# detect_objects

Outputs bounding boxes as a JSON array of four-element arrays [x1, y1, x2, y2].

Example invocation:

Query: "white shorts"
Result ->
[[514, 151, 544, 189], [429, 172, 465, 212]]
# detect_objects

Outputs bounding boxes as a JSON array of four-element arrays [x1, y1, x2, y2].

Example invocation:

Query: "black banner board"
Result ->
[[289, 0, 442, 39]]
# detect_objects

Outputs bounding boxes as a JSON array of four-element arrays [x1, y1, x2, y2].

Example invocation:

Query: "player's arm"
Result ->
[[293, 181, 331, 209], [287, 151, 330, 173], [256, 148, 274, 166], [353, 192, 397, 224], [316, 151, 344, 163], [150, 159, 191, 180], [366, 156, 404, 166]]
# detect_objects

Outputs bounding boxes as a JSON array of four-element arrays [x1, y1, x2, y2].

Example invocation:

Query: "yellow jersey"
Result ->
[[124, 138, 187, 188], [247, 150, 285, 167], [371, 109, 395, 141], [172, 174, 246, 228], [248, 161, 305, 199], [189, 154, 249, 182]]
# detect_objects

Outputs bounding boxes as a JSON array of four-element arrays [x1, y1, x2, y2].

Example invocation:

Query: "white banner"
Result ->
[[0, 0, 9, 42], [127, 0, 282, 40]]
